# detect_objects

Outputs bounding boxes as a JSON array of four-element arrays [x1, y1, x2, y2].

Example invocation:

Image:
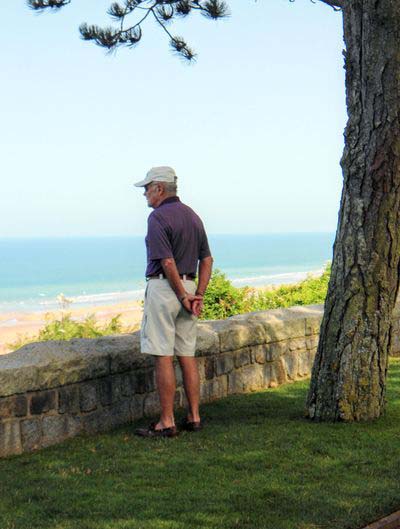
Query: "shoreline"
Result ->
[[0, 270, 325, 356]]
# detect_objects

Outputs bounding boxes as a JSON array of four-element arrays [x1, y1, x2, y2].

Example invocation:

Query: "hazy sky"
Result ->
[[1, 0, 346, 237]]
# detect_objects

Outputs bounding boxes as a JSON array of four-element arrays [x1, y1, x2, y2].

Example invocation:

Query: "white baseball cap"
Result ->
[[134, 166, 177, 187]]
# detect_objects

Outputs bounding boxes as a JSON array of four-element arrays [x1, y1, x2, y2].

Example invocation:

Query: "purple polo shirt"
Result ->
[[145, 196, 211, 277]]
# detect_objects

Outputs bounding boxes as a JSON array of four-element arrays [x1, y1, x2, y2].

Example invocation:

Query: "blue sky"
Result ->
[[0, 0, 346, 237]]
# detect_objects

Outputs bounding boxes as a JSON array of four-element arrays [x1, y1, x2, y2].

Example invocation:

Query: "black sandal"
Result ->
[[135, 422, 178, 438], [179, 417, 203, 432]]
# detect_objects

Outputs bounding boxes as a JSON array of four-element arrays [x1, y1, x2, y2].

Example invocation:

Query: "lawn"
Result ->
[[1, 359, 400, 529]]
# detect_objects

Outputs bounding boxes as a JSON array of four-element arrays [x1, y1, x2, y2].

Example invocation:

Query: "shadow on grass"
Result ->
[[0, 360, 400, 529]]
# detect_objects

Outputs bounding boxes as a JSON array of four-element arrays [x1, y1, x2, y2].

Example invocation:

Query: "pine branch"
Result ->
[[26, 0, 229, 59], [27, 0, 71, 9], [313, 0, 343, 10]]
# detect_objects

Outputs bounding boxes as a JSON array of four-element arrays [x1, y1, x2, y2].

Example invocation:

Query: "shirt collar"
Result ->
[[157, 196, 180, 208]]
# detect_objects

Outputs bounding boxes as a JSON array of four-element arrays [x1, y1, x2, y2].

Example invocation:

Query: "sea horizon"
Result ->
[[0, 233, 334, 314]]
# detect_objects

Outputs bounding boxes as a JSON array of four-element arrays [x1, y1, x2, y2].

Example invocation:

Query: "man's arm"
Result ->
[[196, 256, 213, 296], [160, 257, 202, 313], [191, 255, 213, 316]]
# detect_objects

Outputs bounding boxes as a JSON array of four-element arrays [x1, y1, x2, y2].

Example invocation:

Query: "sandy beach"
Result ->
[[0, 301, 144, 356]]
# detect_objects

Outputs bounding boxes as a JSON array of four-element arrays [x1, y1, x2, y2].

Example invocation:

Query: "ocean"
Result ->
[[0, 233, 334, 313]]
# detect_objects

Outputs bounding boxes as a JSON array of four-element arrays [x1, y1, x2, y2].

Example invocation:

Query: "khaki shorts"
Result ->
[[140, 279, 197, 357]]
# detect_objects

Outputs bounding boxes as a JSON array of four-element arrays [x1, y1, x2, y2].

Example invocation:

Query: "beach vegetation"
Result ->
[[200, 269, 253, 320], [8, 313, 138, 352], [38, 313, 125, 341], [247, 262, 331, 312], [200, 264, 331, 320], [0, 358, 399, 529]]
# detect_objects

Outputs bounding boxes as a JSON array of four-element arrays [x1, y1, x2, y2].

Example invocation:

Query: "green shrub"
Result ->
[[200, 264, 331, 319], [37, 313, 124, 341], [200, 269, 252, 320], [247, 263, 331, 311], [8, 313, 135, 352]]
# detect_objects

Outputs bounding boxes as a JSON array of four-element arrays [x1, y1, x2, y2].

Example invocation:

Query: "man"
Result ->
[[134, 166, 213, 438]]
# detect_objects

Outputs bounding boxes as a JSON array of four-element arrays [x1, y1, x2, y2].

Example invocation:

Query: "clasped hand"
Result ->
[[181, 294, 204, 316]]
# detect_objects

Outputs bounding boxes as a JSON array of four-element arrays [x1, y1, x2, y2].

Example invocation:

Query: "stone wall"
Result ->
[[3, 302, 399, 458]]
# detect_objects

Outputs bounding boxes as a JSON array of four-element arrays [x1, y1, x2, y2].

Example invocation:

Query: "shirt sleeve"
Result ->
[[199, 230, 212, 260], [147, 214, 174, 260]]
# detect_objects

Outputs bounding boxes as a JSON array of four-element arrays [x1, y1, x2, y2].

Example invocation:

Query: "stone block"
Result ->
[[120, 374, 133, 397], [7, 339, 110, 393], [249, 309, 306, 342], [21, 419, 41, 452], [130, 394, 144, 421], [306, 335, 319, 351], [0, 397, 14, 418], [281, 352, 300, 381], [131, 369, 155, 394], [305, 313, 323, 336], [0, 334, 149, 398], [111, 375, 124, 403], [219, 321, 267, 352], [204, 357, 215, 380], [196, 323, 220, 356], [14, 396, 28, 417], [251, 345, 267, 364], [109, 339, 142, 374], [83, 401, 131, 434], [66, 415, 83, 437], [0, 420, 22, 457], [143, 392, 160, 417], [174, 363, 183, 387], [265, 341, 288, 361], [113, 400, 132, 425], [200, 376, 227, 403], [298, 350, 313, 377], [98, 379, 113, 407], [82, 409, 106, 435], [215, 353, 235, 376], [58, 386, 80, 414], [288, 338, 307, 352], [228, 365, 264, 394], [42, 415, 68, 448], [30, 390, 57, 415], [196, 357, 206, 382], [264, 360, 287, 388], [309, 348, 317, 364], [0, 360, 41, 399], [79, 383, 98, 412], [195, 356, 215, 381], [0, 395, 28, 419], [180, 389, 188, 409], [234, 348, 251, 368], [173, 389, 183, 408]]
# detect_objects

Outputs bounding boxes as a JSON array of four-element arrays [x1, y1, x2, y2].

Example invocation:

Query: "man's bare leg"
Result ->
[[155, 356, 176, 429], [178, 356, 201, 423]]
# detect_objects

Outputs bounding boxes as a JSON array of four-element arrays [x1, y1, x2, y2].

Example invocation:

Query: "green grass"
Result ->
[[1, 360, 400, 529]]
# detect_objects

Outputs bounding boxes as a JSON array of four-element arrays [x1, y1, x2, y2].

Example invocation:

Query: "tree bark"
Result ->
[[307, 0, 400, 421]]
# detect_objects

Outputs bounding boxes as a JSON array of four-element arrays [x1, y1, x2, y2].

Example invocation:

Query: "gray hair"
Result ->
[[160, 179, 177, 195]]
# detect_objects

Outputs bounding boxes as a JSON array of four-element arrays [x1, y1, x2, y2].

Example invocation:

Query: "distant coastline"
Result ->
[[0, 268, 327, 356], [0, 233, 334, 313]]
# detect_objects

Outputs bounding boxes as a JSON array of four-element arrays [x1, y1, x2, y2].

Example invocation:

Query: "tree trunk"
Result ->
[[307, 0, 400, 421]]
